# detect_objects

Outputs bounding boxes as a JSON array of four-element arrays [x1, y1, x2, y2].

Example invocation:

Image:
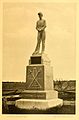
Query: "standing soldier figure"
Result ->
[[33, 12, 46, 55]]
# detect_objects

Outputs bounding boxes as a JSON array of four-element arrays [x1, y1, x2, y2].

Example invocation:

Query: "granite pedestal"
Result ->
[[15, 53, 63, 110]]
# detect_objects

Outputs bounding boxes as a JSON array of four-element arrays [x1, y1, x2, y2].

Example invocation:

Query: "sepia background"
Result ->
[[0, 0, 79, 119], [3, 2, 76, 82]]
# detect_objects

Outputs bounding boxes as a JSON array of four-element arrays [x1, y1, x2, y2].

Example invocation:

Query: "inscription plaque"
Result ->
[[31, 56, 41, 64]]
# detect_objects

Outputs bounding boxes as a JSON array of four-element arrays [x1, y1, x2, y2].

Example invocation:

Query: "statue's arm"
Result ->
[[40, 20, 46, 31], [36, 22, 40, 31]]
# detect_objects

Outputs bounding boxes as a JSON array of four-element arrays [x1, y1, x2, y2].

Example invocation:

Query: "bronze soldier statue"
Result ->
[[33, 12, 46, 55]]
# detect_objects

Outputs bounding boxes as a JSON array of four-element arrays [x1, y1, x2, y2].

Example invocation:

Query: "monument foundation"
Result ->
[[15, 53, 63, 110]]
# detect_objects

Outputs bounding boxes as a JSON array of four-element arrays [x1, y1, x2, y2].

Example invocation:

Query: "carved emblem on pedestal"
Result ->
[[26, 66, 44, 90]]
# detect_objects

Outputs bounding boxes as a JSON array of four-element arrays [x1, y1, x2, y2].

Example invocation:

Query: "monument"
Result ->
[[15, 12, 63, 110]]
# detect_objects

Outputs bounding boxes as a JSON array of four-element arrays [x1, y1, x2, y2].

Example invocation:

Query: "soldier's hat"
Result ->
[[38, 12, 43, 16]]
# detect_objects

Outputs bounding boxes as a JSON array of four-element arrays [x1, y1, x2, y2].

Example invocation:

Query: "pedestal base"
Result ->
[[15, 98, 63, 110], [20, 90, 58, 99]]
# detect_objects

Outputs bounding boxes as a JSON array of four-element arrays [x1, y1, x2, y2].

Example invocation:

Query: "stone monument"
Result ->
[[15, 12, 63, 110]]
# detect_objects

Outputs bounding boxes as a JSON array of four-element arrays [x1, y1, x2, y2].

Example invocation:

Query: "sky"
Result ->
[[3, 3, 76, 82]]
